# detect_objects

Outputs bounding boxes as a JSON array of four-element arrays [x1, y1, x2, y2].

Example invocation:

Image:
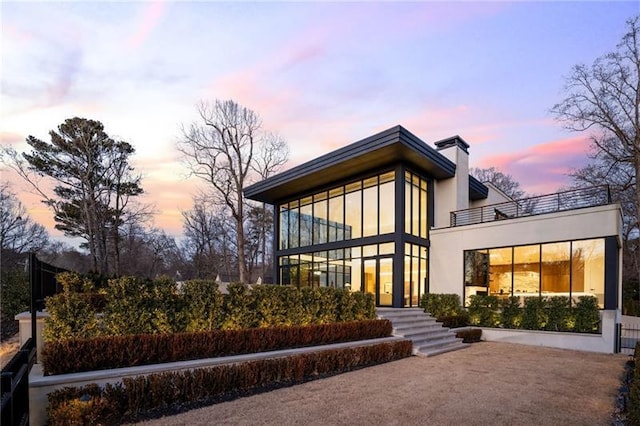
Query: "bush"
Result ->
[[420, 293, 463, 317], [0, 268, 30, 320], [44, 273, 100, 342], [545, 296, 571, 332], [500, 297, 521, 329], [47, 340, 414, 424], [41, 319, 393, 375], [520, 297, 547, 330], [629, 342, 640, 425], [467, 295, 499, 327], [455, 328, 482, 343], [182, 280, 223, 332], [437, 313, 470, 328], [574, 296, 600, 333], [102, 276, 182, 336]]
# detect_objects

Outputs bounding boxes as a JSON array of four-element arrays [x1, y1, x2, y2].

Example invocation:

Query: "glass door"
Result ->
[[363, 257, 394, 306]]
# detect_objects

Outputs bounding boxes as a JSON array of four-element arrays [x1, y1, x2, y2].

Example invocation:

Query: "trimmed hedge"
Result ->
[[629, 342, 640, 425], [455, 328, 482, 343], [466, 295, 601, 333], [44, 277, 377, 341], [419, 293, 463, 318], [41, 319, 392, 375], [47, 340, 414, 425]]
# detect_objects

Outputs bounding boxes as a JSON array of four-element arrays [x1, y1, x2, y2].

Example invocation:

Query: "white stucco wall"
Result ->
[[429, 203, 623, 298], [470, 182, 513, 208], [433, 145, 469, 228]]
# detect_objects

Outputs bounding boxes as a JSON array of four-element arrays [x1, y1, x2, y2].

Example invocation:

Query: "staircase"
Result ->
[[377, 307, 468, 357]]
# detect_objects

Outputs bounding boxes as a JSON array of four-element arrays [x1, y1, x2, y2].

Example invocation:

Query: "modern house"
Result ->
[[244, 125, 623, 316]]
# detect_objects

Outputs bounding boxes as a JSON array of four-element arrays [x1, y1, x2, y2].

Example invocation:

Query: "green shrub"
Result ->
[[0, 268, 30, 320], [221, 283, 257, 330], [520, 297, 547, 330], [467, 295, 499, 327], [102, 276, 181, 336], [419, 293, 463, 317], [545, 296, 571, 332], [437, 313, 470, 328], [182, 280, 223, 332], [47, 340, 414, 424], [629, 343, 640, 425], [574, 296, 600, 333], [44, 273, 100, 342], [500, 297, 521, 329], [455, 328, 482, 343], [41, 319, 393, 375]]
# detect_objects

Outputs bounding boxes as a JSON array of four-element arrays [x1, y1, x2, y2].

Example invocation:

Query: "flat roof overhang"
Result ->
[[245, 125, 487, 204]]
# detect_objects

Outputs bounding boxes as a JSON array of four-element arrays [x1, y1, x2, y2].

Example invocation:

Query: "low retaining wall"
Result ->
[[479, 309, 619, 353], [29, 336, 403, 426]]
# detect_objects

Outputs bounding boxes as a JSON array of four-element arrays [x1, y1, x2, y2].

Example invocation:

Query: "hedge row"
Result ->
[[44, 273, 376, 341], [629, 342, 640, 425], [47, 340, 414, 425], [41, 319, 392, 375], [466, 295, 601, 332]]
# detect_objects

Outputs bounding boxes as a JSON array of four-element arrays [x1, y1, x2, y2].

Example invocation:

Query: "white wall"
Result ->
[[433, 145, 469, 228], [470, 182, 513, 208], [429, 203, 623, 297]]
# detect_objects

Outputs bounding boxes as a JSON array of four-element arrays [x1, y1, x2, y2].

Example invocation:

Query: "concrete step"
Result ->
[[377, 307, 467, 357], [396, 326, 451, 339], [416, 341, 470, 357]]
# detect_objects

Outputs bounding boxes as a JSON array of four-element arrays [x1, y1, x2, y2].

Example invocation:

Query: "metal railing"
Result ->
[[450, 185, 612, 227], [1, 338, 36, 426]]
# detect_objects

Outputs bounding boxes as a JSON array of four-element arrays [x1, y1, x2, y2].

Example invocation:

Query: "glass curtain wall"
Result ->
[[404, 243, 428, 307], [404, 171, 428, 238], [279, 243, 394, 292], [463, 238, 605, 307], [279, 171, 395, 250]]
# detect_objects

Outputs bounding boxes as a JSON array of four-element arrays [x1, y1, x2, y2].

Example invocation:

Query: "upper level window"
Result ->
[[278, 171, 395, 249], [404, 171, 428, 238]]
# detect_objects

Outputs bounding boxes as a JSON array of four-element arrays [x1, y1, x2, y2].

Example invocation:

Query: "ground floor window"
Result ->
[[464, 238, 605, 308], [404, 243, 428, 307], [278, 242, 394, 292]]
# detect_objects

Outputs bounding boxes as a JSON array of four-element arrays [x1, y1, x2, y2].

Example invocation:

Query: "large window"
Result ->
[[279, 243, 394, 292], [464, 238, 605, 308], [404, 171, 428, 238], [404, 243, 428, 307], [278, 171, 395, 249]]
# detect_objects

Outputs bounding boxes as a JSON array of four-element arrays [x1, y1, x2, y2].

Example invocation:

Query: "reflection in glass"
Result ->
[[489, 248, 512, 297], [363, 178, 378, 237], [572, 239, 605, 307], [345, 188, 362, 240], [541, 242, 570, 295], [328, 193, 344, 243], [379, 179, 395, 234], [514, 245, 540, 295], [379, 258, 393, 306]]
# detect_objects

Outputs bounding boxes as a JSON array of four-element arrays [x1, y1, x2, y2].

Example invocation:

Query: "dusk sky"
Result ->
[[2, 1, 639, 242]]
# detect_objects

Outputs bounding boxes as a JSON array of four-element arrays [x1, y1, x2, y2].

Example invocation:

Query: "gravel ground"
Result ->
[[137, 342, 627, 426]]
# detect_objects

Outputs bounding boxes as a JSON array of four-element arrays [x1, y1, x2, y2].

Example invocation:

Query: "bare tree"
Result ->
[[0, 182, 49, 255], [250, 133, 289, 281], [470, 167, 526, 199], [178, 100, 287, 283], [181, 195, 233, 279], [552, 15, 639, 243]]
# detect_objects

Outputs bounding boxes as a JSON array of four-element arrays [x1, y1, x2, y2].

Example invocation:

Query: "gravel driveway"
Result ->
[[137, 342, 627, 426]]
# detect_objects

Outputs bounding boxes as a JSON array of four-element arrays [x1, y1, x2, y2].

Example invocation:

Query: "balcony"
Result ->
[[450, 185, 612, 227]]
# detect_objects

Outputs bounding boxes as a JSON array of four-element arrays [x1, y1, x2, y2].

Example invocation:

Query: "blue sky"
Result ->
[[1, 1, 639, 240]]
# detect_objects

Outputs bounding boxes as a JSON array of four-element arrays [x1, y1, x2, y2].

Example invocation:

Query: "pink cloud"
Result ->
[[477, 136, 592, 194], [127, 1, 167, 50], [0, 132, 24, 145]]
